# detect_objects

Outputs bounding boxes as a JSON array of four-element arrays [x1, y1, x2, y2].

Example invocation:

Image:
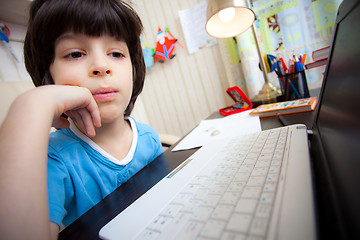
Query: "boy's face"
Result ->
[[50, 33, 133, 124]]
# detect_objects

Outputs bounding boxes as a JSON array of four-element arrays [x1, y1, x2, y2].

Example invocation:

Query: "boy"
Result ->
[[24, 0, 163, 236]]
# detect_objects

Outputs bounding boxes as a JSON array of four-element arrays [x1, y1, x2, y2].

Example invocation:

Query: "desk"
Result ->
[[58, 110, 316, 240]]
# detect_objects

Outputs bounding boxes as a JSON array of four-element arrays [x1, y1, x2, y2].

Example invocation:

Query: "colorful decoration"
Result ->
[[141, 38, 154, 68], [141, 27, 183, 69], [154, 27, 182, 63], [0, 24, 19, 62]]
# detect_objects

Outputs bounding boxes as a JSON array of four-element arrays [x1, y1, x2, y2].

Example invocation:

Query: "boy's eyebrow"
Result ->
[[55, 33, 123, 44], [58, 33, 75, 40], [54, 33, 77, 45]]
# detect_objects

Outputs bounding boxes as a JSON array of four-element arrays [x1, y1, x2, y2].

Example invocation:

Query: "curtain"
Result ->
[[232, 0, 343, 99]]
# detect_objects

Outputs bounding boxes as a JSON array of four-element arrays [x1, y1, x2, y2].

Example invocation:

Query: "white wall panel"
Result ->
[[131, 0, 233, 138]]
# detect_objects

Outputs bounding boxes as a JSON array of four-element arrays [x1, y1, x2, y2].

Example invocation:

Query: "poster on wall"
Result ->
[[178, 1, 217, 54]]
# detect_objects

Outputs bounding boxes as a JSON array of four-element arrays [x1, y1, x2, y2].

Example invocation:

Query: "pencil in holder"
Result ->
[[278, 70, 310, 101]]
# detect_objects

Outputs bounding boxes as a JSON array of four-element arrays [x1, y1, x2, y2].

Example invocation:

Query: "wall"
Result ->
[[0, 21, 31, 83], [130, 0, 235, 137], [0, 0, 238, 138]]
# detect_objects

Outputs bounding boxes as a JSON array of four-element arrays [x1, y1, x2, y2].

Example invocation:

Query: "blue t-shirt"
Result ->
[[47, 117, 163, 227]]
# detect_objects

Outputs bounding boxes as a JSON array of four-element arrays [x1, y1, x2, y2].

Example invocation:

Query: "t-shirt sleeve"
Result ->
[[136, 121, 164, 161], [147, 126, 164, 160], [47, 148, 72, 228]]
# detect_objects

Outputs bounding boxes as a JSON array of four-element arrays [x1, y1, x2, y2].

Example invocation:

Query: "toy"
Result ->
[[219, 86, 253, 116], [154, 27, 180, 63]]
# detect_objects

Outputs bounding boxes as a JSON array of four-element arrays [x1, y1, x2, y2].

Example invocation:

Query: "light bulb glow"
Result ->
[[218, 7, 235, 23]]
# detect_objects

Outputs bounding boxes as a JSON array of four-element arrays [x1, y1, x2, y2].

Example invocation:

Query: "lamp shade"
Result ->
[[206, 0, 255, 38]]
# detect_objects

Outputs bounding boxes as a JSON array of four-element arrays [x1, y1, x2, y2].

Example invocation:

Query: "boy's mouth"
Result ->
[[92, 88, 119, 101]]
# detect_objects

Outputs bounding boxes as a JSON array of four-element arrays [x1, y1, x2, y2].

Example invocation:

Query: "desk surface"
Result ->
[[58, 111, 315, 240]]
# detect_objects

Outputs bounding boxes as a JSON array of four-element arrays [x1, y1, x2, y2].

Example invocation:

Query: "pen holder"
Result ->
[[278, 70, 310, 101]]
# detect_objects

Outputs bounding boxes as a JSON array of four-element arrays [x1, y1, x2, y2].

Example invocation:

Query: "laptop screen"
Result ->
[[312, 0, 360, 238]]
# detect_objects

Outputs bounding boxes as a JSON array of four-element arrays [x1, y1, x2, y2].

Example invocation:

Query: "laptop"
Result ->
[[99, 0, 360, 239]]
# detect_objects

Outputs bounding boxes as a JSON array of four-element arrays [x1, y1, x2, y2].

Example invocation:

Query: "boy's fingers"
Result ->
[[65, 109, 96, 138], [76, 108, 97, 137], [86, 101, 101, 128], [66, 87, 101, 129]]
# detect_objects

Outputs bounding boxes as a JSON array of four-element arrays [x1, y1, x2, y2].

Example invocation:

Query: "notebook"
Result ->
[[99, 0, 360, 239]]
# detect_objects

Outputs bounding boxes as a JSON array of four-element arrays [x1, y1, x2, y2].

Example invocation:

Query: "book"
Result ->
[[312, 46, 330, 61], [305, 46, 331, 69], [305, 58, 328, 69], [249, 97, 317, 117]]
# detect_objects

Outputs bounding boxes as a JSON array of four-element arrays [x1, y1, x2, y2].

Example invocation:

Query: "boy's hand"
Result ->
[[36, 85, 101, 137]]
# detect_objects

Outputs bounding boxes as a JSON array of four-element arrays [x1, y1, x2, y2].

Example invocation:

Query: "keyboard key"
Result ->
[[239, 165, 254, 173], [220, 192, 241, 205], [242, 186, 262, 198], [247, 176, 266, 187], [191, 176, 209, 185], [210, 184, 228, 195], [202, 179, 215, 188], [247, 152, 260, 159], [249, 217, 269, 237], [266, 173, 279, 182], [182, 199, 201, 213], [172, 193, 192, 205], [251, 167, 268, 176], [147, 216, 172, 232], [156, 213, 191, 240], [255, 204, 272, 219], [233, 172, 250, 182], [181, 184, 200, 194], [192, 188, 209, 200], [201, 194, 221, 207], [160, 204, 182, 218], [258, 153, 273, 161], [246, 235, 265, 240], [260, 192, 274, 204], [212, 204, 234, 221], [235, 198, 258, 214], [192, 206, 213, 222], [215, 175, 233, 184], [220, 231, 246, 240], [268, 165, 281, 175], [227, 182, 245, 192], [254, 160, 271, 168], [174, 221, 204, 240], [226, 213, 252, 233], [223, 167, 238, 176], [200, 219, 226, 239], [271, 159, 282, 166]]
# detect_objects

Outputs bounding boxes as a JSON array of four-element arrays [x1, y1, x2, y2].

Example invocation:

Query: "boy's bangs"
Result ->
[[61, 0, 130, 41]]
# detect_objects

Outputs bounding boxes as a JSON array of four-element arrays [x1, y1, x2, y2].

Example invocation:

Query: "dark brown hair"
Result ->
[[24, 0, 145, 116]]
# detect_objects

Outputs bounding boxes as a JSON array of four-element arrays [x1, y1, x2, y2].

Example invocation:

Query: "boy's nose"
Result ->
[[92, 69, 111, 76], [89, 57, 112, 77]]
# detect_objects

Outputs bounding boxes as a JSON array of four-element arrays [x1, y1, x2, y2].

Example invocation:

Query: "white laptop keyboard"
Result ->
[[135, 127, 289, 240]]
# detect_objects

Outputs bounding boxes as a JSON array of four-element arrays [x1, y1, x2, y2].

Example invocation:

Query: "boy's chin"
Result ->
[[99, 112, 124, 125], [98, 105, 126, 124]]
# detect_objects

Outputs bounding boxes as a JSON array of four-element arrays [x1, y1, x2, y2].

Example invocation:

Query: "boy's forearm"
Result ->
[[0, 91, 55, 240]]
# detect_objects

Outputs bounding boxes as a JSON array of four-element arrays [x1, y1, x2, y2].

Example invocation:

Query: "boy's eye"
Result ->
[[109, 52, 124, 58], [65, 51, 84, 59]]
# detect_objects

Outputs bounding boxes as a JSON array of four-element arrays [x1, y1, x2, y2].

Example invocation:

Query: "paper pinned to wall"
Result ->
[[178, 1, 217, 54]]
